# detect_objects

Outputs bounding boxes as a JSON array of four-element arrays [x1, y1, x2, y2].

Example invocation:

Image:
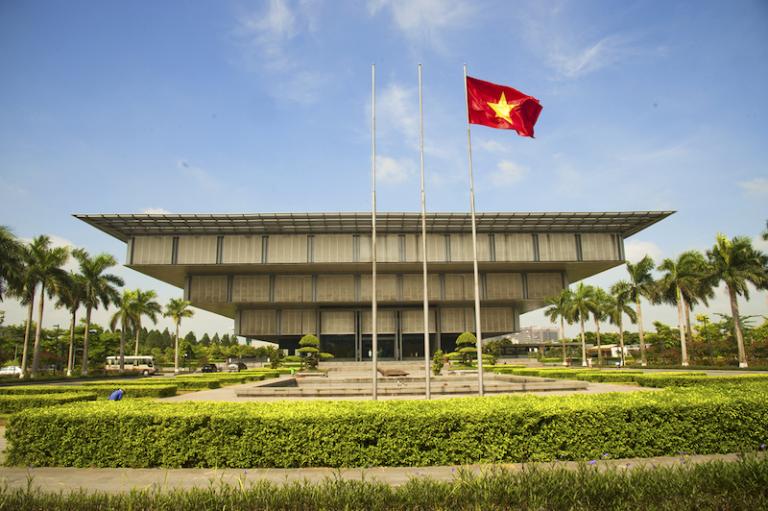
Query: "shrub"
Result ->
[[432, 349, 444, 376], [455, 332, 477, 366], [0, 384, 177, 398], [0, 392, 97, 414], [7, 383, 768, 468], [636, 373, 768, 388]]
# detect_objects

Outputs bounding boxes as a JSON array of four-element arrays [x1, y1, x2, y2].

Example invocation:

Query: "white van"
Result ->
[[105, 356, 156, 376]]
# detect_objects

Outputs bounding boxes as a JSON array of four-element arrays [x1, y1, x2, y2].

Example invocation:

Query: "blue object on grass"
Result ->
[[108, 388, 124, 401]]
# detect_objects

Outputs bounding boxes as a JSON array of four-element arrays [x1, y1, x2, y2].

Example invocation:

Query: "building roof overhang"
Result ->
[[74, 211, 674, 242]]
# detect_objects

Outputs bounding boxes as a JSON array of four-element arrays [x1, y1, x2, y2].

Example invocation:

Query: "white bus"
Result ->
[[105, 355, 156, 376]]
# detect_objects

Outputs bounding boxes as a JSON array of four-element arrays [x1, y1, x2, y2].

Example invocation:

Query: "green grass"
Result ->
[[0, 456, 766, 510]]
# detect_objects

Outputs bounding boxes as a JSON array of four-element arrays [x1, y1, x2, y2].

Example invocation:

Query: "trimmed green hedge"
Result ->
[[0, 392, 97, 413], [7, 383, 768, 468], [0, 384, 177, 398], [636, 373, 768, 387]]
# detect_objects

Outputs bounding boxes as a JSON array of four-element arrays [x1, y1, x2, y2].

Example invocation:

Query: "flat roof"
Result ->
[[75, 211, 673, 242]]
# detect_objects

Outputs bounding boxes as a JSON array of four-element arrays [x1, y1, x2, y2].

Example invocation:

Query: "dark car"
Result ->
[[201, 363, 218, 373]]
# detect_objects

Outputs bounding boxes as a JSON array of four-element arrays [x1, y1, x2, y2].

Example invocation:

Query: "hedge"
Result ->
[[0, 384, 177, 398], [636, 373, 768, 388], [0, 392, 97, 414], [7, 383, 768, 468]]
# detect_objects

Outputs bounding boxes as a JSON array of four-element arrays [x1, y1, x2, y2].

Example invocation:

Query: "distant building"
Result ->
[[506, 326, 560, 343], [77, 211, 671, 360]]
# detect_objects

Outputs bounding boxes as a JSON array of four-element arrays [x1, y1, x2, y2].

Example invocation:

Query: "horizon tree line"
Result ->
[[0, 227, 199, 378], [544, 231, 768, 368]]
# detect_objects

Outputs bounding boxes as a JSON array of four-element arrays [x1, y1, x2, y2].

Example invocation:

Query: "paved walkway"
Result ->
[[0, 453, 760, 493]]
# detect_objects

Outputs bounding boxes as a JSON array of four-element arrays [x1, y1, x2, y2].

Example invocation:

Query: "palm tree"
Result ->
[[569, 283, 596, 367], [128, 289, 162, 356], [73, 249, 123, 376], [544, 288, 573, 366], [607, 281, 638, 367], [590, 287, 610, 367], [658, 251, 714, 366], [110, 290, 138, 374], [55, 272, 85, 376], [625, 256, 656, 367], [707, 234, 768, 367], [27, 236, 69, 377], [164, 298, 194, 373], [0, 226, 24, 302]]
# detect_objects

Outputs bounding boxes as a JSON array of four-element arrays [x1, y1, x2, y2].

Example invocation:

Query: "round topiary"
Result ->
[[455, 332, 478, 365]]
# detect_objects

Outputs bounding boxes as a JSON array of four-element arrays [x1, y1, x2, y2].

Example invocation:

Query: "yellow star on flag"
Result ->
[[487, 92, 521, 123]]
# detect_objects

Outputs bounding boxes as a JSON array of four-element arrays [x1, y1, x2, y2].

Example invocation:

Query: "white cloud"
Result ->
[[141, 208, 171, 215], [547, 34, 633, 79], [233, 0, 327, 103], [624, 240, 663, 264], [477, 139, 510, 154], [490, 160, 527, 186], [368, 0, 473, 50], [376, 82, 418, 142], [738, 177, 768, 197], [377, 155, 414, 184]]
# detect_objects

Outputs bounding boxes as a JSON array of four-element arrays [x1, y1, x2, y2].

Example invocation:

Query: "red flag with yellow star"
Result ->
[[466, 76, 542, 137]]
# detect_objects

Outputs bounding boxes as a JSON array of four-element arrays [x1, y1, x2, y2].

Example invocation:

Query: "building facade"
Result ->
[[77, 211, 671, 360]]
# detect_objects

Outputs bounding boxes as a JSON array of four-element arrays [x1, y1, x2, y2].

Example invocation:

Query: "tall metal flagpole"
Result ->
[[418, 64, 431, 400], [371, 63, 379, 400], [463, 64, 484, 396]]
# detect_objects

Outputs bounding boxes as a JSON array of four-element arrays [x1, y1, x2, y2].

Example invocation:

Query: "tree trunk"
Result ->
[[134, 320, 141, 357], [595, 318, 602, 367], [119, 319, 126, 374], [675, 286, 689, 367], [727, 285, 748, 368], [81, 307, 92, 376], [579, 317, 587, 367], [636, 298, 647, 367], [618, 314, 626, 367], [31, 284, 46, 377], [684, 301, 693, 345], [174, 323, 180, 374], [19, 297, 34, 380], [66, 309, 76, 377], [560, 317, 567, 366]]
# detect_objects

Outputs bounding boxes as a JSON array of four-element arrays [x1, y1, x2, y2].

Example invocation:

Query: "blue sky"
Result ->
[[1, 0, 766, 337]]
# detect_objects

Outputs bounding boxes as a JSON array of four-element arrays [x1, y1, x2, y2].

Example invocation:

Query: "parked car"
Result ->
[[227, 362, 247, 372], [201, 363, 218, 373], [0, 365, 22, 376]]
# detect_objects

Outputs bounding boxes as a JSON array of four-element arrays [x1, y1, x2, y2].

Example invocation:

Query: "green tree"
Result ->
[[27, 236, 69, 377], [591, 287, 611, 367], [707, 234, 768, 367], [657, 251, 713, 366], [608, 281, 638, 367], [625, 256, 656, 367], [297, 334, 321, 370], [9, 242, 38, 379], [432, 349, 445, 376], [0, 226, 24, 302], [163, 298, 194, 373], [128, 289, 161, 356], [455, 331, 477, 366], [110, 290, 138, 373], [568, 283, 596, 367], [544, 288, 573, 366], [73, 249, 123, 376], [54, 272, 85, 376]]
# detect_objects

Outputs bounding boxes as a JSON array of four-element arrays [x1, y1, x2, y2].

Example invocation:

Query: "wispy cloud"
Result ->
[[177, 160, 223, 192], [624, 240, 663, 263], [368, 0, 474, 51], [490, 160, 527, 186], [141, 208, 171, 215], [233, 0, 328, 103], [376, 82, 418, 142], [547, 34, 636, 79], [738, 177, 768, 197], [377, 155, 414, 184]]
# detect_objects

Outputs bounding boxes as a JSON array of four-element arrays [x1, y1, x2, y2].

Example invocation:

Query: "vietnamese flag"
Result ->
[[466, 76, 542, 137]]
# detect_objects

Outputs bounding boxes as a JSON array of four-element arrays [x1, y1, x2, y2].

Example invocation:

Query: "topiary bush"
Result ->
[[455, 332, 477, 366], [7, 383, 768, 468], [0, 384, 177, 398], [635, 373, 768, 388], [297, 334, 333, 370]]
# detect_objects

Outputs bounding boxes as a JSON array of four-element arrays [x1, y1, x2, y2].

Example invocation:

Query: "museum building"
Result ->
[[77, 211, 671, 360]]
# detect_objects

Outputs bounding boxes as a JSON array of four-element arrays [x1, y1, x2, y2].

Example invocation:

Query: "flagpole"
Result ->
[[418, 64, 431, 400], [371, 63, 379, 401], [463, 64, 484, 396]]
